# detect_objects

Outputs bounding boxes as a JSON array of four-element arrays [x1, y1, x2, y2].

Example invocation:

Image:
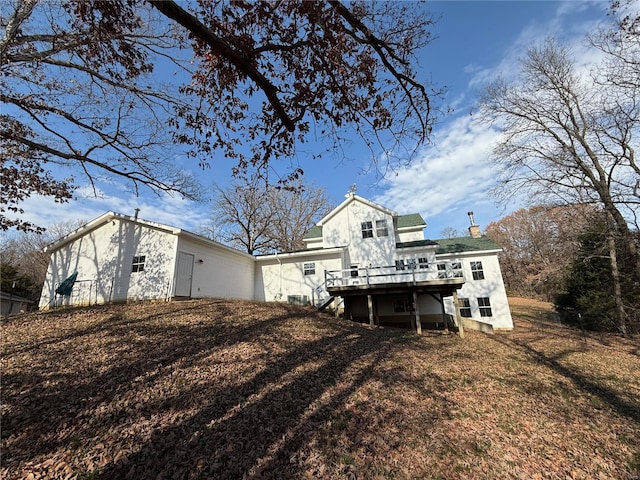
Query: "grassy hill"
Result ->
[[1, 298, 639, 479]]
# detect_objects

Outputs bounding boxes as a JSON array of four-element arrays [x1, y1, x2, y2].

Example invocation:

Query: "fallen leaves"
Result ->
[[1, 298, 638, 479]]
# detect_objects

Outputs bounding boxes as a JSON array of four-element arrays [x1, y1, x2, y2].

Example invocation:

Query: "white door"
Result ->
[[175, 252, 194, 297]]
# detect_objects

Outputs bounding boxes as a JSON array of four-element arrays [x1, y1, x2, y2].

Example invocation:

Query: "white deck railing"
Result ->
[[324, 261, 464, 289]]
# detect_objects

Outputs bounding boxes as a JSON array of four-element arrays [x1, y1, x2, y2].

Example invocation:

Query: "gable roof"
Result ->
[[44, 211, 254, 259], [317, 194, 396, 226], [44, 211, 180, 253], [435, 236, 501, 254]]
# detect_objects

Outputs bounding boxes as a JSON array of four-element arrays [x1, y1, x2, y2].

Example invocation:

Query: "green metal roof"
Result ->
[[303, 225, 323, 240], [435, 236, 501, 254], [397, 213, 426, 228]]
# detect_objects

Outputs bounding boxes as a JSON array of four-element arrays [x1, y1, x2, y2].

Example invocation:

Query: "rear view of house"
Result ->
[[40, 194, 513, 333]]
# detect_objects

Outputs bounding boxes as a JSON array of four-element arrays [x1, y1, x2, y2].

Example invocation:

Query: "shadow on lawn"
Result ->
[[491, 334, 640, 426], [3, 301, 432, 479]]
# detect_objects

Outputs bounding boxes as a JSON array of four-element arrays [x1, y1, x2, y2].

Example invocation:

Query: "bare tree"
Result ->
[[479, 39, 639, 276], [485, 205, 597, 300], [0, 219, 84, 299], [439, 227, 462, 239], [212, 179, 273, 255], [211, 179, 331, 255], [479, 34, 639, 334], [1, 0, 201, 232], [266, 183, 332, 253], [1, 0, 439, 232]]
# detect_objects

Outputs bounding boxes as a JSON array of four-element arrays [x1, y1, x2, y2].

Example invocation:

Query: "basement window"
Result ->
[[131, 255, 146, 273], [393, 297, 407, 312], [459, 298, 472, 317], [478, 297, 492, 317], [303, 263, 315, 275]]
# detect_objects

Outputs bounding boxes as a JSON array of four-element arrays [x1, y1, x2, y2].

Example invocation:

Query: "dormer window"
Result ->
[[361, 221, 374, 238], [375, 219, 388, 237]]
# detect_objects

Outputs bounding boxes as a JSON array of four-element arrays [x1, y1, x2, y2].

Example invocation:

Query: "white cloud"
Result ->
[[375, 115, 500, 221], [377, 0, 611, 236], [14, 190, 211, 234]]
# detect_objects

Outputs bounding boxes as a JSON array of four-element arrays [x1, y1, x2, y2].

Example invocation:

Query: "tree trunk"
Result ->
[[608, 229, 628, 336]]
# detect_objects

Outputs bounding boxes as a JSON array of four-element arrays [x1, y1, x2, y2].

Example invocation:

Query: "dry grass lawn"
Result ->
[[1, 297, 639, 479]]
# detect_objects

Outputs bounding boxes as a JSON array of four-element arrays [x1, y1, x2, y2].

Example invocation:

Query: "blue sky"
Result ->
[[12, 1, 612, 239]]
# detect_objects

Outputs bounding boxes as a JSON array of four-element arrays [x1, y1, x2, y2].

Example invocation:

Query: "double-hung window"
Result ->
[[459, 298, 472, 317], [361, 221, 374, 239], [418, 257, 429, 269], [395, 259, 406, 271], [375, 219, 388, 237], [471, 261, 485, 280], [304, 263, 315, 275], [478, 297, 492, 317], [131, 255, 146, 273]]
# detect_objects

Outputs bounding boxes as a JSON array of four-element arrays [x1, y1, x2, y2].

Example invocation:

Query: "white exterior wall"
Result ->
[[322, 201, 396, 268], [441, 252, 513, 329], [396, 229, 425, 243], [255, 253, 342, 303], [176, 236, 254, 300], [39, 218, 178, 308]]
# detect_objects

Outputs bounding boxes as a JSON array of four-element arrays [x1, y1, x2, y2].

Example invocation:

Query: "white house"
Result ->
[[39, 193, 513, 333]]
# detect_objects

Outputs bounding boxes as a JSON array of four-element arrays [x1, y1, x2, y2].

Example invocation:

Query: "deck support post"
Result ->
[[452, 291, 465, 339], [413, 291, 422, 335], [439, 295, 449, 332], [367, 294, 374, 328]]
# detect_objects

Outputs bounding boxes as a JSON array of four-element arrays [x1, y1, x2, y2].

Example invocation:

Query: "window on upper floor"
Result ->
[[131, 255, 146, 273], [350, 265, 359, 277], [437, 263, 447, 278], [395, 259, 405, 271], [361, 221, 373, 239], [471, 261, 485, 280], [304, 263, 315, 275], [418, 257, 429, 269], [406, 258, 417, 270], [375, 219, 388, 237], [478, 297, 492, 317], [459, 298, 472, 317]]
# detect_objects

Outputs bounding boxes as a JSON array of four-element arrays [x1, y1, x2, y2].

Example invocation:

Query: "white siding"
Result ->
[[322, 201, 396, 268], [396, 229, 426, 243], [255, 253, 342, 304], [176, 236, 254, 300], [39, 218, 177, 308], [441, 252, 513, 329]]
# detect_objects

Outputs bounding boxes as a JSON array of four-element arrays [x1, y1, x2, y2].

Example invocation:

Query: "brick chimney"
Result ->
[[467, 211, 481, 238]]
